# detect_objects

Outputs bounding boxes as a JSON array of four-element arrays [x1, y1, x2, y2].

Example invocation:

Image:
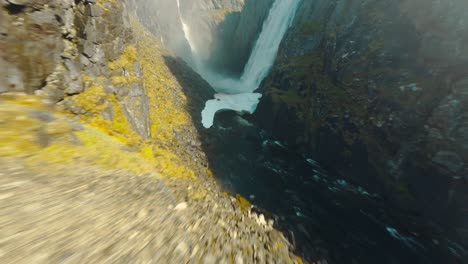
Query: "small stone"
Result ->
[[0, 193, 14, 199], [175, 241, 189, 255], [137, 209, 148, 219], [174, 202, 187, 211], [258, 214, 266, 226], [203, 254, 217, 264]]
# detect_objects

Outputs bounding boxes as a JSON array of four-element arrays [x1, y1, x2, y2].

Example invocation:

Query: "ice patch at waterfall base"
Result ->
[[201, 93, 262, 128], [198, 0, 300, 128]]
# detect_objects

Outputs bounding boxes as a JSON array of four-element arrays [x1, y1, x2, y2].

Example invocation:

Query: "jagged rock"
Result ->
[[82, 41, 95, 58], [28, 8, 56, 25], [4, 63, 25, 92], [89, 4, 103, 17], [122, 84, 150, 139], [79, 54, 90, 66], [84, 20, 97, 43], [89, 46, 104, 64], [5, 0, 32, 5], [65, 78, 83, 95], [63, 59, 79, 79]]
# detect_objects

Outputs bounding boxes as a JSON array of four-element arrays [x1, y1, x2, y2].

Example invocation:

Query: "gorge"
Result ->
[[1, 0, 468, 263]]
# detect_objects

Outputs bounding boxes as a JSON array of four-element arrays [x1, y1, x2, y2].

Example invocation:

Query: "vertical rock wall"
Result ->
[[1, 0, 150, 138], [255, 0, 468, 244]]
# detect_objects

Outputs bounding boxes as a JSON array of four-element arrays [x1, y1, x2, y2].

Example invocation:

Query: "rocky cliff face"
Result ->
[[125, 0, 273, 76], [256, 0, 468, 244], [126, 0, 193, 62], [178, 0, 243, 61], [0, 0, 150, 136]]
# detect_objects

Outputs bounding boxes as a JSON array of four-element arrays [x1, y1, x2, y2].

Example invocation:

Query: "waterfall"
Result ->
[[176, 0, 196, 54], [201, 0, 301, 128]]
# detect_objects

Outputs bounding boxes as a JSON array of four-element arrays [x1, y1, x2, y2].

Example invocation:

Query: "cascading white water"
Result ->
[[201, 0, 302, 128], [176, 0, 197, 53]]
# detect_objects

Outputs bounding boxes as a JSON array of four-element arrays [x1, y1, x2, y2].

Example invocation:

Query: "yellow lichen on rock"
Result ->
[[130, 19, 197, 180], [108, 46, 140, 86], [69, 84, 108, 114], [96, 0, 118, 12], [0, 94, 51, 156], [0, 95, 155, 175], [131, 21, 190, 142], [236, 194, 252, 212], [60, 19, 199, 180], [109, 46, 137, 71]]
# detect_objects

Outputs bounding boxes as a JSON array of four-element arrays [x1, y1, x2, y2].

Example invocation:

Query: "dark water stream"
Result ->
[[204, 112, 468, 264]]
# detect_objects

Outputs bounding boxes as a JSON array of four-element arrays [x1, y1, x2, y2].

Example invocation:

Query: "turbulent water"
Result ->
[[199, 0, 302, 128], [207, 113, 468, 264]]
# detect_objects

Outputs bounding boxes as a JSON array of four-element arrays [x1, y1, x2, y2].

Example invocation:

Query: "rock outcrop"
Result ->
[[255, 0, 468, 244], [0, 0, 150, 137]]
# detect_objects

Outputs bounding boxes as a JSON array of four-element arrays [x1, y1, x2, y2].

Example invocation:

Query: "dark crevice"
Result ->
[[4, 3, 26, 15], [55, 14, 64, 25]]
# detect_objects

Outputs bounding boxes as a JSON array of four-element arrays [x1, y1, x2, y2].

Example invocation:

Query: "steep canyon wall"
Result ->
[[255, 0, 468, 244]]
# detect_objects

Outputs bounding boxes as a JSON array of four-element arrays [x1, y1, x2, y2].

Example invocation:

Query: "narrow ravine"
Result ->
[[202, 112, 468, 263], [170, 1, 468, 263], [2, 0, 467, 263]]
